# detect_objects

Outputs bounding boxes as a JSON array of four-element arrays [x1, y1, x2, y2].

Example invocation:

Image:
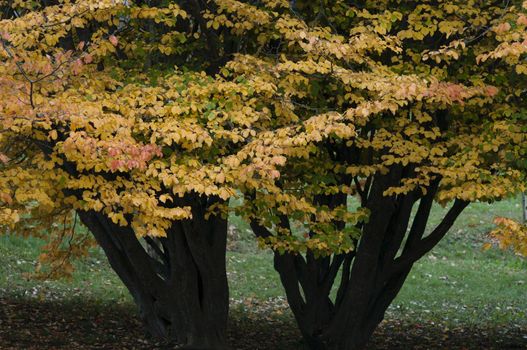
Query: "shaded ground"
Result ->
[[0, 297, 525, 350]]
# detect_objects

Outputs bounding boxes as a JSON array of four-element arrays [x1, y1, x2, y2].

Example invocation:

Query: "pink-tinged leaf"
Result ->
[[71, 59, 84, 75], [518, 15, 527, 26], [83, 54, 93, 64], [0, 153, 9, 164], [408, 83, 417, 96], [107, 147, 120, 157], [110, 159, 124, 171], [485, 86, 499, 97], [0, 192, 12, 205], [129, 146, 140, 157], [126, 160, 140, 170], [109, 35, 119, 47], [270, 170, 281, 179], [77, 41, 85, 50], [42, 62, 53, 75], [494, 22, 511, 34]]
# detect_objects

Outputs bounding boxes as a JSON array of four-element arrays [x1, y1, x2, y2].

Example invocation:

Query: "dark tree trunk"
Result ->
[[253, 170, 468, 350], [77, 204, 229, 350]]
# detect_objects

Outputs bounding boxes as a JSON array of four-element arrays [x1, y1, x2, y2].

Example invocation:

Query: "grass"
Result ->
[[389, 199, 527, 327], [0, 197, 526, 349]]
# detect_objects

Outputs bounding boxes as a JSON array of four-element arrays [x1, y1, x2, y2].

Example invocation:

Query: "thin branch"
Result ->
[[41, 211, 79, 279], [1, 39, 35, 107]]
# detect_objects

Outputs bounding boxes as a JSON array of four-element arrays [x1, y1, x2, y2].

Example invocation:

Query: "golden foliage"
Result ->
[[488, 217, 527, 257]]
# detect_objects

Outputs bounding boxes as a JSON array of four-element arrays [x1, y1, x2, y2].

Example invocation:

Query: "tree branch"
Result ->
[[390, 199, 469, 274]]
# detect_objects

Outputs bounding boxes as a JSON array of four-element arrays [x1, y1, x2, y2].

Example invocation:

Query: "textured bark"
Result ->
[[78, 205, 229, 350], [254, 170, 468, 350]]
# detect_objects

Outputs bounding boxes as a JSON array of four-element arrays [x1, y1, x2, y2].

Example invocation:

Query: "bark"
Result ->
[[254, 170, 468, 350], [77, 206, 229, 350]]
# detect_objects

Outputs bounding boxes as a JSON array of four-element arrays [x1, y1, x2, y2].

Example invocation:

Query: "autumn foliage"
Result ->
[[489, 217, 527, 257], [1, 1, 527, 350]]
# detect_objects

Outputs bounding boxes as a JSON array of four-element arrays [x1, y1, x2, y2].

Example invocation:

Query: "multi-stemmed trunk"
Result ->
[[78, 204, 229, 350], [253, 170, 468, 350], [36, 141, 230, 349]]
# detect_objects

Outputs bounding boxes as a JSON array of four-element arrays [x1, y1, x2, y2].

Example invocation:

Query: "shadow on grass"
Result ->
[[0, 297, 525, 349]]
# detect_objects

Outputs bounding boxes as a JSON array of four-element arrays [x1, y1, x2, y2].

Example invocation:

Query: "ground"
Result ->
[[0, 198, 526, 349]]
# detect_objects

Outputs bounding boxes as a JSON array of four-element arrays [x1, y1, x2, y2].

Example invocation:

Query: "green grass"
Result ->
[[1, 197, 526, 330], [389, 199, 527, 327], [0, 234, 130, 308]]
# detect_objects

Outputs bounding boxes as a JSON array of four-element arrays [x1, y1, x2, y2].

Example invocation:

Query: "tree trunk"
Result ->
[[77, 206, 229, 350], [254, 171, 468, 350]]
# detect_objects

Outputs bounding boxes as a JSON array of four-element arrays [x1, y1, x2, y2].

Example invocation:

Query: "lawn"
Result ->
[[0, 198, 526, 349]]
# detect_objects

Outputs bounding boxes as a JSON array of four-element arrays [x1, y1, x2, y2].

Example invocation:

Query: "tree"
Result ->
[[227, 1, 526, 349]]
